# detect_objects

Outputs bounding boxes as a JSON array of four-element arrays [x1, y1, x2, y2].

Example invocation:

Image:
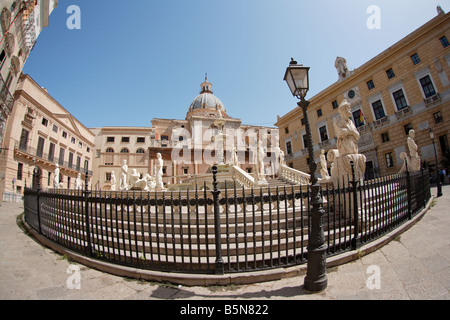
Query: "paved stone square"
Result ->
[[0, 185, 449, 300]]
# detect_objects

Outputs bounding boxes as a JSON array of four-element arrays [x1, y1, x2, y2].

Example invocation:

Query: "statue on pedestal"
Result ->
[[320, 149, 330, 180], [53, 164, 60, 189], [155, 153, 166, 190], [399, 129, 421, 173], [254, 140, 268, 186], [110, 171, 116, 191], [119, 160, 128, 191], [330, 99, 366, 185], [75, 173, 82, 190]]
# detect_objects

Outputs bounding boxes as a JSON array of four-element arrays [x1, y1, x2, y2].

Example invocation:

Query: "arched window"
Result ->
[[105, 148, 114, 153], [136, 148, 145, 154], [120, 148, 129, 153]]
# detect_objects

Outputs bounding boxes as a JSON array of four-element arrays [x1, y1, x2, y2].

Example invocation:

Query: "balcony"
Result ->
[[318, 139, 331, 149], [373, 116, 389, 128], [424, 93, 441, 107], [14, 142, 93, 176], [395, 106, 411, 119]]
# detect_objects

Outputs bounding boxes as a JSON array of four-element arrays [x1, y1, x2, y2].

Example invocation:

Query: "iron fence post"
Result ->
[[405, 160, 412, 220], [350, 162, 361, 250], [83, 171, 93, 257], [33, 166, 42, 234], [212, 165, 224, 275]]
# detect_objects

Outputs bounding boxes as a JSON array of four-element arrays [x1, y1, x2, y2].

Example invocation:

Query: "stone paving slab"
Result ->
[[0, 185, 449, 302]]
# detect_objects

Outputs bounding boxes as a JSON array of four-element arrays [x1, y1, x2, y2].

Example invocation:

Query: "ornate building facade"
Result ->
[[90, 77, 279, 190], [1, 0, 58, 149], [0, 74, 95, 200], [276, 9, 450, 179]]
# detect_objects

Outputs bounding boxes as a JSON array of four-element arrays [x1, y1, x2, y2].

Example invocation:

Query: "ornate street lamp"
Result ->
[[429, 128, 442, 197], [284, 58, 328, 292]]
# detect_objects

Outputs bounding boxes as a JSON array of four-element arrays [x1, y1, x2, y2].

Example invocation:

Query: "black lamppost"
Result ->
[[284, 58, 328, 292], [429, 128, 442, 197]]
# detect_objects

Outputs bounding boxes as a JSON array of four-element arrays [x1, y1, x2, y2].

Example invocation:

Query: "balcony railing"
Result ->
[[424, 93, 441, 106], [14, 142, 93, 176]]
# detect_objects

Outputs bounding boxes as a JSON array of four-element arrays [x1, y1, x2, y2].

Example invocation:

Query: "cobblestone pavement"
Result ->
[[0, 186, 449, 302]]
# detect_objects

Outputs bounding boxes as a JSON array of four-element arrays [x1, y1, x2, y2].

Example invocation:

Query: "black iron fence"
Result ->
[[24, 166, 431, 275]]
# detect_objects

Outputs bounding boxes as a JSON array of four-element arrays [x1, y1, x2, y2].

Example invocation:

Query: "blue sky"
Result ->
[[23, 0, 449, 128]]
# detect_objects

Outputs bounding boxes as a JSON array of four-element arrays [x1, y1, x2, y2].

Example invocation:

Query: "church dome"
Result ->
[[187, 76, 227, 117]]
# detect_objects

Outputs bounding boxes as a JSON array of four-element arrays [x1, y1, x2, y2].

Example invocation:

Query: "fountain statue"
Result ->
[[254, 140, 268, 186], [212, 110, 227, 166], [399, 129, 421, 173], [119, 160, 128, 191], [328, 99, 366, 186]]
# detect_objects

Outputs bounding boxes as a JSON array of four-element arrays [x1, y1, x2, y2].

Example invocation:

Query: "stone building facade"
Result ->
[[1, 0, 58, 149], [90, 77, 279, 190], [0, 74, 95, 200], [276, 9, 450, 179]]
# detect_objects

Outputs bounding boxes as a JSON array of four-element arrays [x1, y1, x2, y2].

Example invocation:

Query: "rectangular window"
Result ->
[[68, 152, 74, 169], [301, 118, 305, 126], [285, 127, 289, 134], [302, 134, 309, 149], [52, 124, 58, 133], [319, 125, 328, 142], [137, 137, 145, 143], [392, 89, 408, 110], [381, 132, 390, 143], [78, 142, 83, 148], [371, 100, 386, 120], [286, 141, 292, 155], [404, 123, 413, 135], [440, 36, 449, 48], [352, 110, 365, 128], [385, 152, 394, 168], [386, 68, 395, 79], [36, 137, 45, 158], [17, 163, 23, 181], [419, 75, 436, 98], [317, 109, 323, 117], [59, 148, 65, 166], [439, 134, 449, 154], [62, 131, 67, 139], [71, 137, 76, 144], [433, 111, 443, 124], [42, 118, 48, 126], [105, 172, 112, 182], [48, 142, 55, 162], [76, 156, 81, 171], [367, 80, 375, 90], [19, 128, 29, 151], [161, 135, 169, 141], [121, 137, 130, 143], [332, 100, 339, 109], [106, 136, 115, 143], [411, 53, 421, 65]]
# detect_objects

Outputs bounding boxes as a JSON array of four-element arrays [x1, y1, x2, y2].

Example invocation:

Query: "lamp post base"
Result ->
[[304, 243, 328, 293]]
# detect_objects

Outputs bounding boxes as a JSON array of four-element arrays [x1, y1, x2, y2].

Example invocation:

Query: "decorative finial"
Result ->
[[290, 58, 297, 65], [205, 73, 208, 81]]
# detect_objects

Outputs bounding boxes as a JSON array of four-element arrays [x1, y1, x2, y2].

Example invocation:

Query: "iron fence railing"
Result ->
[[24, 166, 431, 275]]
